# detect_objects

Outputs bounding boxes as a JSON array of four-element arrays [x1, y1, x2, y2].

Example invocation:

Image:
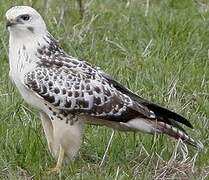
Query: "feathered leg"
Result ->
[[40, 112, 54, 154]]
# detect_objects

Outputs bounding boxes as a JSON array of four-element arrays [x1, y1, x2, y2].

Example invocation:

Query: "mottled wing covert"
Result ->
[[24, 59, 155, 122]]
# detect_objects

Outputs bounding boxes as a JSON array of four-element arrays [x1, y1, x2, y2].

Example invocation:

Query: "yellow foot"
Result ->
[[47, 166, 61, 174], [46, 145, 65, 175]]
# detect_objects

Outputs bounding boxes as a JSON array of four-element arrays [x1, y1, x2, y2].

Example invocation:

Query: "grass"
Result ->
[[0, 0, 208, 179]]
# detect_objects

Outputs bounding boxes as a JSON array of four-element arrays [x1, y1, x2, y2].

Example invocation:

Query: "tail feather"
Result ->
[[156, 121, 203, 149], [102, 74, 202, 149], [121, 118, 203, 150]]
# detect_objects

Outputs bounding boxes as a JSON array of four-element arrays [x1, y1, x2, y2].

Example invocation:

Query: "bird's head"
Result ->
[[6, 6, 47, 38]]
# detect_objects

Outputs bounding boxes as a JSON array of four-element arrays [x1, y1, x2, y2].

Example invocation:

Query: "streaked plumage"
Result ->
[[6, 6, 203, 172]]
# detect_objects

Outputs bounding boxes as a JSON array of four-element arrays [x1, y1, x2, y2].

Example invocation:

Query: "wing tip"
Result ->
[[147, 103, 193, 128], [191, 140, 204, 150]]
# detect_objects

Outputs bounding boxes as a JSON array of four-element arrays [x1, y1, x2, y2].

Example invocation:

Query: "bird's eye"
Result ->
[[20, 14, 30, 21]]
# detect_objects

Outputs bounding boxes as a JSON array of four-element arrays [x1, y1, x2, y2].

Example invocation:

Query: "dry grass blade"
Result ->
[[154, 141, 198, 180]]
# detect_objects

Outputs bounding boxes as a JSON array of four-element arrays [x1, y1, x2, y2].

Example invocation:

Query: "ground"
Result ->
[[0, 0, 208, 179]]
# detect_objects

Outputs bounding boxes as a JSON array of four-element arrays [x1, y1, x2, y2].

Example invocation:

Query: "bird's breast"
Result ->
[[9, 48, 45, 111]]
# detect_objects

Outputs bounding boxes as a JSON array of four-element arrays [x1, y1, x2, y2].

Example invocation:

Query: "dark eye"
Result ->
[[20, 14, 30, 21]]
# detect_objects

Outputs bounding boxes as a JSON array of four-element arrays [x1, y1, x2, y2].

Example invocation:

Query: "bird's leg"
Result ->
[[47, 145, 65, 174]]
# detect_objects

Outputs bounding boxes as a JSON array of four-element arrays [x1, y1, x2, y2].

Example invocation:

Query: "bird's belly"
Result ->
[[12, 77, 45, 110], [20, 87, 44, 110]]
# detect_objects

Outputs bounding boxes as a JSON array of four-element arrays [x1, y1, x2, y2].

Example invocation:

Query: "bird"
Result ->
[[6, 6, 203, 172]]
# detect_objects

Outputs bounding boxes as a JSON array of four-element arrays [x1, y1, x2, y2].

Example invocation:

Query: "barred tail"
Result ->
[[121, 118, 203, 150], [157, 121, 203, 149]]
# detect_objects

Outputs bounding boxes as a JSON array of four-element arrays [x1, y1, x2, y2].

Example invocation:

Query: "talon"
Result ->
[[47, 166, 61, 174], [46, 145, 64, 174]]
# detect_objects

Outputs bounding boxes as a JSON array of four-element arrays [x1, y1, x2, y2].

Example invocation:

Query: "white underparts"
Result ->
[[120, 118, 160, 133]]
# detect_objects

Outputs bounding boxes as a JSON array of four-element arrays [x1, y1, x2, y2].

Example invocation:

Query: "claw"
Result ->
[[47, 166, 61, 174], [46, 145, 64, 174]]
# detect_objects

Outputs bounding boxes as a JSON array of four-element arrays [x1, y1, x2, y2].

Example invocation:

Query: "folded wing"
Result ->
[[24, 61, 155, 122]]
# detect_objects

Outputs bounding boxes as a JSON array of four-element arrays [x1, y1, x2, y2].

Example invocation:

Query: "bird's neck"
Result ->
[[9, 33, 56, 81], [9, 32, 56, 77]]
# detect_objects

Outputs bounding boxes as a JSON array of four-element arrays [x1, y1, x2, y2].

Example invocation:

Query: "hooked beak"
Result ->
[[6, 19, 17, 28]]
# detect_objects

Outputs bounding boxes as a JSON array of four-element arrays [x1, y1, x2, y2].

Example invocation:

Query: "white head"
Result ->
[[6, 6, 47, 38]]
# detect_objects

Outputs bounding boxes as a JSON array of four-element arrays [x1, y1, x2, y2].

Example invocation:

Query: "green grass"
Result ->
[[0, 0, 208, 179]]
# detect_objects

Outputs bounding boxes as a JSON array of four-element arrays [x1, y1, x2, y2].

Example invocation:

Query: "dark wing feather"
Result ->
[[24, 60, 155, 122], [101, 71, 193, 129]]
